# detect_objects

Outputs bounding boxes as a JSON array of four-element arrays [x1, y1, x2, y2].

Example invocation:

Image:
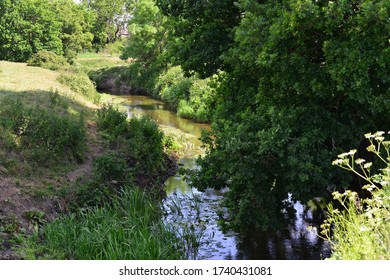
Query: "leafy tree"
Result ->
[[52, 0, 95, 60], [118, 0, 170, 94], [0, 0, 63, 61], [156, 0, 241, 77], [121, 0, 168, 65], [189, 0, 390, 231], [81, 0, 129, 50]]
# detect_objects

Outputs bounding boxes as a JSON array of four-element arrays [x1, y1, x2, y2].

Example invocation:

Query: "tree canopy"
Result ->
[[183, 0, 390, 230], [0, 0, 63, 61]]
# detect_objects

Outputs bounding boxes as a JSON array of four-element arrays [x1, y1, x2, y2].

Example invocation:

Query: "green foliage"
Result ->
[[57, 71, 101, 103], [162, 135, 180, 155], [102, 40, 125, 55], [188, 0, 390, 231], [70, 152, 131, 209], [27, 50, 70, 71], [125, 116, 164, 173], [96, 106, 165, 174], [121, 0, 167, 66], [93, 152, 130, 184], [156, 66, 193, 108], [96, 104, 128, 141], [0, 0, 95, 62], [0, 0, 63, 62], [155, 66, 216, 122], [178, 76, 216, 122], [118, 0, 169, 95], [81, 0, 129, 50], [42, 187, 185, 259], [156, 0, 241, 77], [0, 96, 86, 166], [322, 132, 390, 259], [52, 0, 95, 60]]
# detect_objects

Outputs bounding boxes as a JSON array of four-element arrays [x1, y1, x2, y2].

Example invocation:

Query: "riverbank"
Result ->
[[0, 61, 189, 259]]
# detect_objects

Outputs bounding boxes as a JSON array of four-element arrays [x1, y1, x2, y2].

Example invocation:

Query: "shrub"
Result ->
[[96, 104, 128, 142], [126, 116, 164, 173], [0, 97, 86, 165], [102, 40, 125, 55], [57, 72, 100, 103], [162, 135, 180, 155], [93, 152, 130, 184], [322, 131, 390, 259], [27, 50, 70, 71], [155, 66, 193, 108]]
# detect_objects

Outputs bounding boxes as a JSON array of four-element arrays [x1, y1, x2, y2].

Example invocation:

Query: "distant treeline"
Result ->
[[0, 0, 129, 61]]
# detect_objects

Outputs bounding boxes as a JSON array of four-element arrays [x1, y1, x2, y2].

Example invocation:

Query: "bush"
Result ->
[[102, 40, 125, 55], [57, 72, 100, 103], [68, 153, 131, 210], [322, 131, 390, 259], [0, 97, 86, 165], [93, 152, 130, 184], [95, 106, 165, 173], [155, 66, 193, 108], [96, 104, 128, 142], [27, 50, 70, 71], [126, 116, 164, 173]]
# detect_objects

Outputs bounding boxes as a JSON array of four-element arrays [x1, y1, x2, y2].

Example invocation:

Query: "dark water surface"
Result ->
[[121, 95, 331, 260]]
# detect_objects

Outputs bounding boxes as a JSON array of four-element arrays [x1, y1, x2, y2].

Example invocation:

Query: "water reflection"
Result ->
[[121, 94, 331, 260], [235, 202, 331, 260], [122, 95, 210, 138]]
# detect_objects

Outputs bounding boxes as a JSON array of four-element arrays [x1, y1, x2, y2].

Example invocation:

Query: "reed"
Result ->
[[43, 187, 186, 260]]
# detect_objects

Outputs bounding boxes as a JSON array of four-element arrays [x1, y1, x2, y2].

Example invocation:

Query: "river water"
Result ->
[[121, 94, 331, 260]]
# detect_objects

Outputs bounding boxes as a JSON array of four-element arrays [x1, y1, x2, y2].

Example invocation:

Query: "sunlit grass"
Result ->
[[0, 61, 98, 109], [0, 61, 68, 93], [75, 52, 125, 72]]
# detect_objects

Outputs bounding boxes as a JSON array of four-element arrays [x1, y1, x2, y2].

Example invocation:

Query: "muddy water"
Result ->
[[121, 95, 331, 260]]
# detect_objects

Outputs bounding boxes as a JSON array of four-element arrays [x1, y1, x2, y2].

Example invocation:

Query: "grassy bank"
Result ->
[[0, 60, 191, 259]]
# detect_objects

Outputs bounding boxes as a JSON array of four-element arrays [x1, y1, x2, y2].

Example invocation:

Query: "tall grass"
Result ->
[[44, 187, 186, 260], [322, 131, 390, 259]]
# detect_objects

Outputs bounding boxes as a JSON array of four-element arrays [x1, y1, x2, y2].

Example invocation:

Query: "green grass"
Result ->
[[75, 52, 126, 73], [38, 186, 186, 260]]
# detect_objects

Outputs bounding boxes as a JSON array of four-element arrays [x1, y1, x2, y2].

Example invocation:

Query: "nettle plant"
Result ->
[[321, 131, 390, 259]]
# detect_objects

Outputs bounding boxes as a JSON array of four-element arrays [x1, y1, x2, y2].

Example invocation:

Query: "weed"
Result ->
[[0, 96, 86, 167], [322, 131, 390, 259]]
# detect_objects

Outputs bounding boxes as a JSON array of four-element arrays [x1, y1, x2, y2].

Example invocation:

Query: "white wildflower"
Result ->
[[355, 158, 366, 164], [363, 162, 372, 169]]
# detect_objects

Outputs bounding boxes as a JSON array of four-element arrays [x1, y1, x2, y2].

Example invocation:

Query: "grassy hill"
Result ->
[[0, 61, 102, 258]]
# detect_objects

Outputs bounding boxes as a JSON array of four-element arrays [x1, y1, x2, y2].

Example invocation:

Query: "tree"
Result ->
[[121, 0, 167, 65], [81, 0, 128, 50], [0, 0, 63, 62], [156, 0, 241, 77], [189, 0, 390, 231], [52, 0, 95, 60]]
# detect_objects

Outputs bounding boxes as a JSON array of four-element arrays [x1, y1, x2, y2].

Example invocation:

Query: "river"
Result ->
[[120, 94, 331, 260]]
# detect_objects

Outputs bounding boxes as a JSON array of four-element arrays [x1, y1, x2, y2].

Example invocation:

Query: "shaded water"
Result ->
[[121, 95, 331, 260]]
